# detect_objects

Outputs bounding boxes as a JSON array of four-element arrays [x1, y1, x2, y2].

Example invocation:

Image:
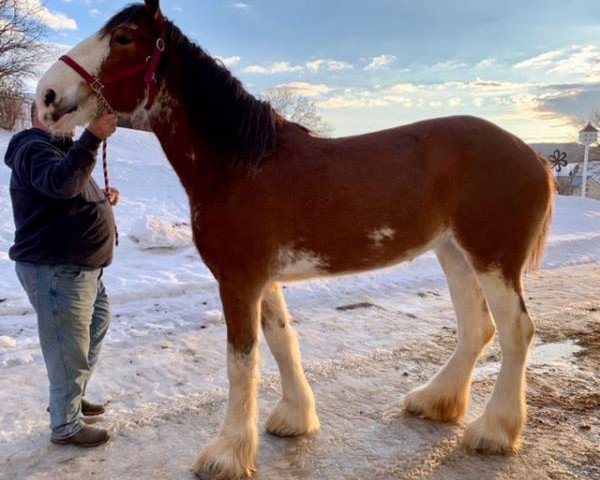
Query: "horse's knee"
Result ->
[[220, 282, 263, 354]]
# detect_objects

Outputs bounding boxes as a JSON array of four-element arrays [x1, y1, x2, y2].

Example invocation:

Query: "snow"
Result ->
[[129, 216, 192, 250], [0, 127, 599, 477]]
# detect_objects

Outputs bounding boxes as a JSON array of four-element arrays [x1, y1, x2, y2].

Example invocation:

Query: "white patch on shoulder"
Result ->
[[368, 226, 395, 247], [149, 88, 178, 119], [274, 246, 329, 281]]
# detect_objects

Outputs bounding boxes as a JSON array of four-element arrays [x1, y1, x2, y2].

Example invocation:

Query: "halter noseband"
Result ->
[[59, 24, 168, 112]]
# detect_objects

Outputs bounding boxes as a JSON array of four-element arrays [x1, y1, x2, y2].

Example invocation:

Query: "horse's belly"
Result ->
[[271, 229, 449, 282]]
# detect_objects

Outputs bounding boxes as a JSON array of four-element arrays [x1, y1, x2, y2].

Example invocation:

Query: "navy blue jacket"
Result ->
[[4, 128, 115, 267]]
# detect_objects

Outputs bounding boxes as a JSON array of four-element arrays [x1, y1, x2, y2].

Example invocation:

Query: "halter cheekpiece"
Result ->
[[59, 23, 168, 112]]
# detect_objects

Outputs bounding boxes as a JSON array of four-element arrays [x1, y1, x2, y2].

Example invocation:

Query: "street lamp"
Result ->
[[579, 123, 598, 198]]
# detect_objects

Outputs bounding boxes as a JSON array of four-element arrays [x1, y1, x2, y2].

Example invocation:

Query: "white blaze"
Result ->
[[36, 33, 111, 128]]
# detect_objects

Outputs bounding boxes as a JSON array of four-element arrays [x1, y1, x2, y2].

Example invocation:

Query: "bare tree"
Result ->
[[0, 76, 26, 129], [263, 87, 334, 137], [0, 0, 50, 129], [0, 0, 48, 82]]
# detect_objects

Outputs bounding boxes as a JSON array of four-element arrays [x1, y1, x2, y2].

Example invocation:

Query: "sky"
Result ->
[[21, 0, 600, 142]]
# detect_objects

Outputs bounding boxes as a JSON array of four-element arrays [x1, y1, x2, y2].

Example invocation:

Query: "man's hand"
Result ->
[[88, 114, 118, 140], [104, 187, 120, 206]]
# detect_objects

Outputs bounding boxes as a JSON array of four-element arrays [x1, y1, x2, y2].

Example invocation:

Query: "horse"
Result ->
[[36, 1, 554, 478]]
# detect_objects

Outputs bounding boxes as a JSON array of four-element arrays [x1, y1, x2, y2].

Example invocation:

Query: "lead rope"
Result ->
[[96, 97, 119, 247], [101, 138, 119, 246]]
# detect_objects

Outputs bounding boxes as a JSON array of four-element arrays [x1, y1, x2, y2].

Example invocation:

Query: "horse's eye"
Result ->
[[115, 34, 132, 45]]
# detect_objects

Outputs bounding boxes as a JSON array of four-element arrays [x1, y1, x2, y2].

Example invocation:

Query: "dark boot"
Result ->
[[51, 425, 110, 447], [46, 398, 106, 416], [81, 398, 105, 416]]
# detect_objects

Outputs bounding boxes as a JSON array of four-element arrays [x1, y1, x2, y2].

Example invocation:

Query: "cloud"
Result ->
[[432, 60, 468, 70], [89, 8, 100, 17], [514, 45, 600, 81], [244, 62, 304, 74], [533, 82, 600, 124], [271, 82, 332, 97], [315, 78, 537, 111], [244, 58, 352, 75], [514, 49, 567, 70], [306, 59, 353, 73], [216, 55, 241, 67], [364, 54, 396, 71], [299, 73, 586, 142], [233, 2, 251, 12], [317, 93, 390, 109], [389, 83, 419, 93], [20, 0, 77, 30], [476, 58, 497, 70]]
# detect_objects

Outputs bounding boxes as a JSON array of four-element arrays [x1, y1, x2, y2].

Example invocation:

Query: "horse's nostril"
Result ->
[[44, 89, 57, 107]]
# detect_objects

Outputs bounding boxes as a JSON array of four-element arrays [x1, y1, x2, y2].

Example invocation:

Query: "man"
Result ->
[[4, 103, 119, 447]]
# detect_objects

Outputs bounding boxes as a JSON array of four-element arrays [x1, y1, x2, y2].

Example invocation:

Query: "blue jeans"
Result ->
[[15, 262, 111, 439]]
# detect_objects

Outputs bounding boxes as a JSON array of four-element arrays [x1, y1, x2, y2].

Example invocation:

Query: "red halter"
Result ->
[[59, 24, 168, 111]]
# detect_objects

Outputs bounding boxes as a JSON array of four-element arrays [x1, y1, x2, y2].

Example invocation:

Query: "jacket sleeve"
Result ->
[[17, 130, 102, 199]]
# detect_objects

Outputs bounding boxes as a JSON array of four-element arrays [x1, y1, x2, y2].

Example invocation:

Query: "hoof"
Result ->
[[403, 385, 467, 422], [266, 399, 320, 438], [192, 435, 257, 480], [462, 415, 522, 454]]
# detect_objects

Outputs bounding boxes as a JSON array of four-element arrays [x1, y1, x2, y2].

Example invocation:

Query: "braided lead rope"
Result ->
[[96, 97, 119, 247], [101, 138, 119, 246]]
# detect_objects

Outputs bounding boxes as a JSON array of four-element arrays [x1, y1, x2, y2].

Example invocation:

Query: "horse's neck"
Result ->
[[148, 90, 222, 199]]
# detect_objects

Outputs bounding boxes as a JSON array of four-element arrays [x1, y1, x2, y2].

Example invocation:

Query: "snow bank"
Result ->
[[129, 216, 192, 250]]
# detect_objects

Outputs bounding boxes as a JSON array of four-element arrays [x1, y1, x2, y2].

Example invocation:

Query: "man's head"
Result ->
[[31, 101, 75, 138]]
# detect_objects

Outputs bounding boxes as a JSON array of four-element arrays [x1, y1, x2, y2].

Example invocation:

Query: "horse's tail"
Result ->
[[526, 157, 555, 273]]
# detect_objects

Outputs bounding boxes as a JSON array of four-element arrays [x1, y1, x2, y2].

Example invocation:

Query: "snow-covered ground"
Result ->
[[0, 128, 598, 479]]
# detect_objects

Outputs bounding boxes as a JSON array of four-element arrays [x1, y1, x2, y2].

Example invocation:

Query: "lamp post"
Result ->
[[579, 123, 598, 198]]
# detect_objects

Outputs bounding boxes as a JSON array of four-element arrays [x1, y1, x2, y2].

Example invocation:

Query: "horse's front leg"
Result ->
[[193, 281, 262, 480], [261, 282, 320, 437]]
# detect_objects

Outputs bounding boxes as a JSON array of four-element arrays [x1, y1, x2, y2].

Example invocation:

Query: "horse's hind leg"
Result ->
[[404, 239, 496, 421], [261, 282, 320, 437], [462, 271, 534, 453], [193, 281, 262, 480]]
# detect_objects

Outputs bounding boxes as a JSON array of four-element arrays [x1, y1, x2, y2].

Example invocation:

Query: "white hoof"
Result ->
[[192, 435, 257, 480], [266, 399, 320, 438], [462, 414, 522, 454], [403, 384, 468, 422]]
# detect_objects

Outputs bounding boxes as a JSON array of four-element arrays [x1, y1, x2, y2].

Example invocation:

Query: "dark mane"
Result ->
[[103, 5, 280, 167], [165, 22, 279, 167]]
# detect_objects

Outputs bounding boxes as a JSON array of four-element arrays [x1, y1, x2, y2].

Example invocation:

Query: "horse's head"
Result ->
[[36, 0, 166, 131]]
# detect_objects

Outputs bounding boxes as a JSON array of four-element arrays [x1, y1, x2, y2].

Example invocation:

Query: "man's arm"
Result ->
[[18, 114, 118, 199], [21, 130, 101, 198]]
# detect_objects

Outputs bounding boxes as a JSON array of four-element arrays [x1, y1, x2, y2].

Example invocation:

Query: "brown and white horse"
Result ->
[[36, 1, 554, 478]]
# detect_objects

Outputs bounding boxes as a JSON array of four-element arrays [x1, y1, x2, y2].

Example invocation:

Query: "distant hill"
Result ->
[[530, 143, 600, 163]]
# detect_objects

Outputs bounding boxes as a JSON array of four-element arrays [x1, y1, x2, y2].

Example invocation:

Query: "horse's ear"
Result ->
[[145, 0, 163, 21]]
